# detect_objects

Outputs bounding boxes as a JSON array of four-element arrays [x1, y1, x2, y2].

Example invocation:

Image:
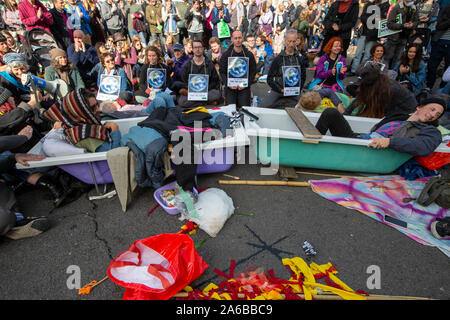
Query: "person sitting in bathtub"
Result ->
[[308, 37, 347, 93], [44, 88, 122, 153], [314, 96, 446, 157]]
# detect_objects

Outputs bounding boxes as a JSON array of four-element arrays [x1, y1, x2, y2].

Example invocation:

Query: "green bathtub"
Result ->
[[244, 107, 448, 174]]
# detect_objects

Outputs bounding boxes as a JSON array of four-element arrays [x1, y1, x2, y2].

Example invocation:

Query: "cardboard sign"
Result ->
[[96, 74, 121, 101], [147, 68, 166, 89], [227, 57, 249, 88], [188, 74, 209, 101], [282, 66, 301, 96], [378, 14, 402, 38]]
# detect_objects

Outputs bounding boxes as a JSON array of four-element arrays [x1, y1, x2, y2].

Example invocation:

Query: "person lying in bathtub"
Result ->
[[44, 88, 122, 153], [314, 96, 447, 157], [297, 88, 348, 114]]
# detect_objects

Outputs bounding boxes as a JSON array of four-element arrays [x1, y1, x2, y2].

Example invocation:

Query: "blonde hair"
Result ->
[[299, 91, 321, 110]]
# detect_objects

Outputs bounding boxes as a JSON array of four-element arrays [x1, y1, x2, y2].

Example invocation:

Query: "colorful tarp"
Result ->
[[309, 176, 450, 257]]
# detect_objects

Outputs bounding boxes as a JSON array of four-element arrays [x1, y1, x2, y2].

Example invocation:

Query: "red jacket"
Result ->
[[18, 0, 53, 33]]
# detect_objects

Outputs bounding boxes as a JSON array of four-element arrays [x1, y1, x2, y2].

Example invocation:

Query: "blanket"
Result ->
[[309, 175, 450, 257]]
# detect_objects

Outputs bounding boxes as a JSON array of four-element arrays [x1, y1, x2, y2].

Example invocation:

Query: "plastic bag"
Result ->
[[415, 152, 450, 171], [107, 233, 208, 300], [180, 188, 235, 237]]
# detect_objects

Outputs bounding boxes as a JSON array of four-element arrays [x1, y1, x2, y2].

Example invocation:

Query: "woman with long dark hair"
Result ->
[[393, 43, 426, 96], [344, 69, 418, 119]]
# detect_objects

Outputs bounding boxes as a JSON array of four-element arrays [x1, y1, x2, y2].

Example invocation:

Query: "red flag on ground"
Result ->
[[107, 233, 209, 300]]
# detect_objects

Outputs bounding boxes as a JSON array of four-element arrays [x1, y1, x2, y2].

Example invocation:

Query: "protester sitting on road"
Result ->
[[67, 30, 100, 89], [136, 46, 172, 101], [178, 39, 222, 108], [45, 48, 85, 92], [260, 29, 307, 108], [315, 96, 446, 157], [309, 37, 347, 93], [354, 44, 391, 78], [393, 43, 427, 96]]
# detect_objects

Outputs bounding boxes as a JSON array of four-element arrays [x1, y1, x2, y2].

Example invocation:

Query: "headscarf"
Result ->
[[44, 89, 111, 145]]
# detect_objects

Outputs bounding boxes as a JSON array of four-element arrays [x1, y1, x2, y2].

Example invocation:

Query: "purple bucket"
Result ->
[[153, 181, 199, 215], [59, 147, 235, 185]]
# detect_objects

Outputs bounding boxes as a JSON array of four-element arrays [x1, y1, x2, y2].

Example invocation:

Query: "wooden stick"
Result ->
[[218, 180, 310, 187], [173, 291, 435, 300]]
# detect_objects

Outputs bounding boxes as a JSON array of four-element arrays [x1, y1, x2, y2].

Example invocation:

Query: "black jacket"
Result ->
[[323, 0, 359, 40], [360, 1, 390, 41], [139, 63, 172, 92], [267, 49, 308, 94], [181, 57, 221, 91], [49, 8, 72, 51], [219, 44, 257, 87], [432, 3, 450, 42]]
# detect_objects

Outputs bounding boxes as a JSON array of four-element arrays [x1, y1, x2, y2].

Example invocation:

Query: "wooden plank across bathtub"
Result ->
[[285, 107, 323, 139]]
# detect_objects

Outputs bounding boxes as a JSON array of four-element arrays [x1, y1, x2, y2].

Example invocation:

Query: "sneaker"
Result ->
[[430, 217, 450, 240], [5, 217, 51, 240]]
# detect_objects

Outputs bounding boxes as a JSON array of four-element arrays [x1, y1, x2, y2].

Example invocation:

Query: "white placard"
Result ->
[[188, 74, 209, 101], [282, 66, 301, 96], [147, 68, 166, 89], [96, 74, 121, 101], [227, 57, 249, 88]]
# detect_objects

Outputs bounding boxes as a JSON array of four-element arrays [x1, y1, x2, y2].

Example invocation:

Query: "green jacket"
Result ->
[[146, 3, 163, 34], [386, 0, 418, 42], [44, 65, 85, 91]]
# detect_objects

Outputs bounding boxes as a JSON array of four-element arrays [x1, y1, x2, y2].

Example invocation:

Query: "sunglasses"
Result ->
[[104, 59, 114, 64]]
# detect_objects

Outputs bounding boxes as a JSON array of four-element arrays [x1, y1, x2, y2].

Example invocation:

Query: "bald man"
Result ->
[[219, 30, 257, 109]]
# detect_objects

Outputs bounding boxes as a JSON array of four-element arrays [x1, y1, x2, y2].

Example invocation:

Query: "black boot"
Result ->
[[36, 176, 67, 207]]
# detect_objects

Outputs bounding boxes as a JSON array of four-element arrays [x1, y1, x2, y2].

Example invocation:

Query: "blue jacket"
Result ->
[[67, 43, 100, 79], [64, 3, 92, 35], [169, 53, 190, 83], [364, 120, 443, 157], [94, 64, 130, 94], [393, 60, 426, 96]]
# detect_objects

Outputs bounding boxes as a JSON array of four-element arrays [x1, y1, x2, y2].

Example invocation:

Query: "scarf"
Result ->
[[44, 89, 111, 145]]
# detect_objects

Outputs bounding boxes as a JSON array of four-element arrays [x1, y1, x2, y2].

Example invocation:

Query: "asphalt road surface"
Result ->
[[1, 55, 448, 302]]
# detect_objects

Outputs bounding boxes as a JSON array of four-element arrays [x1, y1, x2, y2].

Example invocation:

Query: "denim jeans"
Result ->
[[351, 35, 377, 73], [143, 92, 175, 114]]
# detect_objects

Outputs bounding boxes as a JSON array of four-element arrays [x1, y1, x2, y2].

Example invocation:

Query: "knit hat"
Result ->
[[49, 48, 67, 60], [420, 96, 448, 114], [3, 52, 26, 65], [73, 30, 85, 39], [44, 89, 111, 145]]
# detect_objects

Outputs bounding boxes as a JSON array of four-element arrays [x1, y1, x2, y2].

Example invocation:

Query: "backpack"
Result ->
[[416, 177, 450, 209]]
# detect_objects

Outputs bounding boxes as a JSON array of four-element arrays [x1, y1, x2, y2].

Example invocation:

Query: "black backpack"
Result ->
[[417, 177, 450, 209]]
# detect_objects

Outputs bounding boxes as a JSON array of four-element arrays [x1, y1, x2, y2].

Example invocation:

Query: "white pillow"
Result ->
[[42, 129, 86, 157]]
